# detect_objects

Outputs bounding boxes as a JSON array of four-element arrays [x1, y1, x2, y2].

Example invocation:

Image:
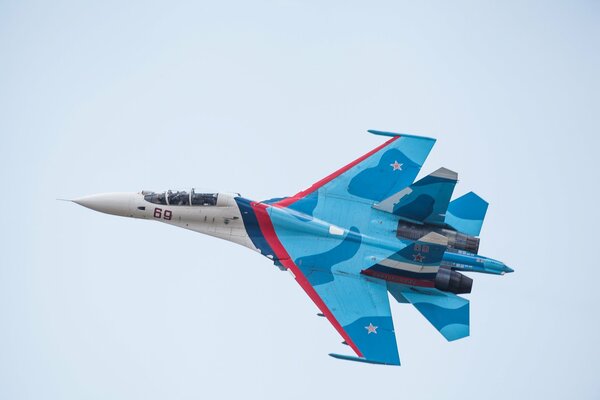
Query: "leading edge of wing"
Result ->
[[251, 191, 401, 365], [274, 131, 436, 209], [248, 202, 369, 359]]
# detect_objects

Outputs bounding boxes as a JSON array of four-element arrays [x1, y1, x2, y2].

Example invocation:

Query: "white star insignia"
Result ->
[[365, 323, 378, 334], [390, 161, 403, 171]]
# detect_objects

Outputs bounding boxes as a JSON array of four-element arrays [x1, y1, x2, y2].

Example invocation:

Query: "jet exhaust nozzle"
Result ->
[[435, 267, 472, 294]]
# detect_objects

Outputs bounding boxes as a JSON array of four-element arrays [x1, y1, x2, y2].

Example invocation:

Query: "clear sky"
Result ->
[[1, 1, 599, 399]]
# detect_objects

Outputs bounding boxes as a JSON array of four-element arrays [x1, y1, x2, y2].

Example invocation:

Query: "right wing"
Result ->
[[247, 203, 402, 365], [317, 272, 401, 365]]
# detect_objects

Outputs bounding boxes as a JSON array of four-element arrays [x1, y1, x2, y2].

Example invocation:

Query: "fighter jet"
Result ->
[[71, 130, 512, 365]]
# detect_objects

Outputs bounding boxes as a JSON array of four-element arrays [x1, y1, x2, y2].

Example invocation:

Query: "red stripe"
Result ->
[[362, 269, 435, 288], [252, 202, 364, 358], [275, 136, 399, 208]]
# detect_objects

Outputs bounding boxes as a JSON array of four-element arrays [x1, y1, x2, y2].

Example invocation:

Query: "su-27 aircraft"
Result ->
[[71, 130, 513, 366]]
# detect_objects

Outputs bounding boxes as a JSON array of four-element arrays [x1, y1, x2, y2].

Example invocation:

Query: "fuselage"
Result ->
[[75, 191, 257, 250], [73, 189, 512, 294]]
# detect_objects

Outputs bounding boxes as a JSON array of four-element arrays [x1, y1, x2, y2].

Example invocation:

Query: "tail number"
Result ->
[[153, 208, 172, 220]]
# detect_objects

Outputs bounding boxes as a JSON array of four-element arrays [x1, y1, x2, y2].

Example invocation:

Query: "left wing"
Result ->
[[274, 131, 436, 217]]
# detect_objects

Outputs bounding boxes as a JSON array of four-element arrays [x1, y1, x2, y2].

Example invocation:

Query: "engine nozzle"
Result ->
[[435, 267, 472, 294]]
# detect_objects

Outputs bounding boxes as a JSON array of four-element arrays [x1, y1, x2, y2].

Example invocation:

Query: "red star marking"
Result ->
[[390, 161, 403, 171], [365, 323, 378, 334], [412, 253, 425, 263]]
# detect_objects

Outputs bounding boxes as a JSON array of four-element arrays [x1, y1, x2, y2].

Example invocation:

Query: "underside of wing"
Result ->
[[315, 272, 401, 365], [247, 203, 401, 365], [274, 131, 436, 216]]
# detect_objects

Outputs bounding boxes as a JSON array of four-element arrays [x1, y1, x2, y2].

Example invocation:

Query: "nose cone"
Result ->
[[73, 192, 136, 217], [483, 258, 514, 275]]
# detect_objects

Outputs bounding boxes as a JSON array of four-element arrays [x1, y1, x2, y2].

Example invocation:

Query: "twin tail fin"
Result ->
[[374, 167, 458, 226]]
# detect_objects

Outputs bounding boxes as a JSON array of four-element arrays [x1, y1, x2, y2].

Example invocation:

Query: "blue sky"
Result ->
[[1, 1, 599, 399]]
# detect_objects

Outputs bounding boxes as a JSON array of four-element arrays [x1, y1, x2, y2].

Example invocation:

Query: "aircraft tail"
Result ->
[[444, 192, 488, 236], [374, 167, 458, 226]]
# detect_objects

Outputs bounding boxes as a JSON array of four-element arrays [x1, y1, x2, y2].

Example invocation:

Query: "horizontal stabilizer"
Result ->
[[374, 167, 458, 226], [387, 282, 409, 303], [445, 192, 488, 236], [399, 287, 470, 341]]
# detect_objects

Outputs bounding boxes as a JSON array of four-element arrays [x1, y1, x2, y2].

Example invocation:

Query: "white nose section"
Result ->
[[73, 192, 136, 217]]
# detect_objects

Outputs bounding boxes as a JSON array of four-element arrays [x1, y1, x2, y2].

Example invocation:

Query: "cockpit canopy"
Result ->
[[143, 189, 218, 206]]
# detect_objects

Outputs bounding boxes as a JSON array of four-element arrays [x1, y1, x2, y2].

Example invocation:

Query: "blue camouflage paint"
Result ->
[[343, 316, 400, 365], [262, 197, 287, 204], [295, 227, 362, 286], [445, 191, 489, 236], [265, 133, 441, 365], [413, 302, 469, 329], [400, 287, 470, 341], [394, 194, 434, 222], [348, 148, 420, 201], [288, 192, 319, 218], [389, 169, 457, 226], [245, 131, 506, 365]]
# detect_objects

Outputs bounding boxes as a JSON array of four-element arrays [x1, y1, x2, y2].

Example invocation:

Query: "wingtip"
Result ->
[[329, 353, 401, 366], [368, 129, 436, 141]]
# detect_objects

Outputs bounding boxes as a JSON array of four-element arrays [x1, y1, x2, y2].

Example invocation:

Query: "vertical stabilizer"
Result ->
[[374, 167, 458, 226], [445, 192, 488, 236]]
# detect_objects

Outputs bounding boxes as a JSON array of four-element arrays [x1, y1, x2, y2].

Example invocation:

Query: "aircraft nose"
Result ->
[[73, 192, 136, 217]]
